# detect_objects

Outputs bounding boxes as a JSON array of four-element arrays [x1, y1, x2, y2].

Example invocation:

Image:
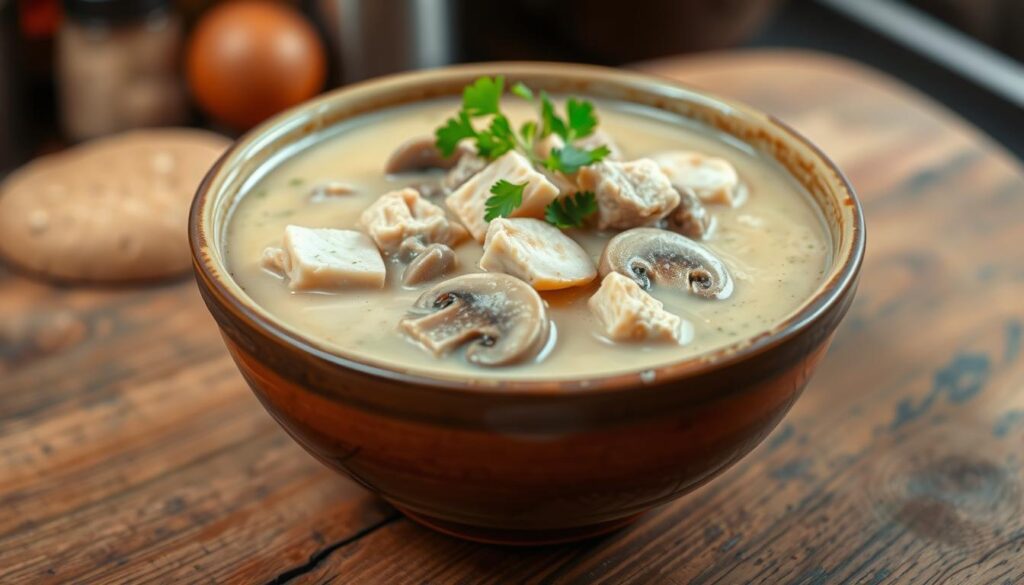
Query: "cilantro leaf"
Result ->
[[565, 98, 598, 140], [435, 111, 476, 157], [545, 192, 597, 228], [463, 76, 504, 117], [474, 115, 517, 159], [544, 144, 611, 174], [484, 180, 526, 221], [511, 82, 534, 101], [519, 120, 536, 143], [540, 92, 568, 140]]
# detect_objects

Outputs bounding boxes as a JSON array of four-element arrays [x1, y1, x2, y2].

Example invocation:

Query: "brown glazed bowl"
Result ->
[[189, 63, 865, 545]]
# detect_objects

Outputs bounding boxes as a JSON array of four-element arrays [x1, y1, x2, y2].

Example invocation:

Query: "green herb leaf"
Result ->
[[519, 120, 537, 143], [540, 91, 568, 140], [545, 192, 597, 228], [474, 115, 517, 159], [462, 75, 504, 117], [511, 82, 534, 101], [565, 98, 598, 140], [435, 111, 477, 157], [484, 179, 526, 221], [544, 144, 611, 174]]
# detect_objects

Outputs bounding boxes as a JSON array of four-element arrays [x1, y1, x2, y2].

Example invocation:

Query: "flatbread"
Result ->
[[0, 129, 229, 282]]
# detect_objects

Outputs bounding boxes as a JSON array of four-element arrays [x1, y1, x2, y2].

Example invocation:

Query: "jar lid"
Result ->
[[63, 0, 171, 25]]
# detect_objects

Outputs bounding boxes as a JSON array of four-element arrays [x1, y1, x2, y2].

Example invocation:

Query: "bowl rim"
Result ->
[[189, 61, 866, 397]]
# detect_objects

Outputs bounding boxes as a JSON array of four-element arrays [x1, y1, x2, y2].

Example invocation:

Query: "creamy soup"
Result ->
[[226, 96, 830, 380]]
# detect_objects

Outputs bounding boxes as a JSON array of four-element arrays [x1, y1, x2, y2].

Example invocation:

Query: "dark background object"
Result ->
[[458, 0, 782, 63], [0, 0, 26, 174], [905, 0, 1024, 62], [1, 0, 1022, 170], [310, 0, 456, 84], [748, 0, 1024, 158]]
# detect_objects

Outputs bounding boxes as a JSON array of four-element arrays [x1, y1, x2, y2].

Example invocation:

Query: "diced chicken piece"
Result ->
[[652, 151, 743, 206], [578, 130, 623, 160], [532, 129, 622, 161], [532, 133, 564, 160], [442, 152, 486, 191], [446, 151, 560, 242], [542, 167, 579, 197], [588, 272, 684, 342], [261, 225, 386, 291], [576, 159, 680, 229], [479, 218, 596, 291], [359, 188, 465, 253]]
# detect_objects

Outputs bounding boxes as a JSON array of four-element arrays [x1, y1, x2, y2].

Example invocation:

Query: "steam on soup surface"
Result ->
[[226, 96, 831, 381]]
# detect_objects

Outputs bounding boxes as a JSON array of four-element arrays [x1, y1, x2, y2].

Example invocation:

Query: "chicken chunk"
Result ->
[[359, 188, 466, 254], [261, 225, 386, 291], [533, 129, 623, 161], [479, 218, 596, 291], [446, 151, 560, 242], [578, 129, 623, 160], [652, 151, 743, 206], [588, 272, 684, 342], [576, 159, 680, 229]]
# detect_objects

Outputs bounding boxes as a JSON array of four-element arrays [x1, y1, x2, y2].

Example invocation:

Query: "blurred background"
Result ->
[[1, 0, 1022, 179]]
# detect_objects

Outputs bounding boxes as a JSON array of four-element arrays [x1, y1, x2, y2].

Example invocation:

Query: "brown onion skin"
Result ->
[[186, 1, 326, 131]]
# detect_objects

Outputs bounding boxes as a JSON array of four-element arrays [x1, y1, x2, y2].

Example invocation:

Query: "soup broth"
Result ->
[[226, 97, 831, 380]]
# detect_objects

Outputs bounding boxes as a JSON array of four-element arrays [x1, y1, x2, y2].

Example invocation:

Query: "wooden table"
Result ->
[[2, 50, 1023, 584]]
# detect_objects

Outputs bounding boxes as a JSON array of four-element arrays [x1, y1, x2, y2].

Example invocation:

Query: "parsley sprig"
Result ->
[[435, 76, 609, 173], [544, 192, 597, 228], [435, 76, 607, 227], [484, 180, 525, 222], [435, 76, 524, 160]]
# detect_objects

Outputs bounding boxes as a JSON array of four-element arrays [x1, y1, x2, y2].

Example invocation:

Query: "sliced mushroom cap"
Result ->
[[402, 243, 458, 286], [599, 228, 733, 300], [442, 152, 486, 191], [664, 187, 714, 239], [399, 273, 550, 367], [385, 136, 469, 174], [398, 236, 428, 262]]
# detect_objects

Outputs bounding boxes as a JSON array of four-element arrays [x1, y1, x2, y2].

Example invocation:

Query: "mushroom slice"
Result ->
[[385, 136, 469, 174], [662, 187, 714, 239], [402, 243, 458, 286], [479, 218, 596, 291], [599, 228, 733, 300], [399, 273, 550, 367], [442, 152, 487, 191], [651, 151, 744, 207]]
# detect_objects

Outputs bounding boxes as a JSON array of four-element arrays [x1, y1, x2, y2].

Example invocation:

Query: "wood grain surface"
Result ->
[[2, 49, 1022, 584]]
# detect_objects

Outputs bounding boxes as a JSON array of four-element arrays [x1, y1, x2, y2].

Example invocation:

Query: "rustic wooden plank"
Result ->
[[285, 50, 1024, 584], [1, 49, 1021, 583], [0, 279, 396, 583]]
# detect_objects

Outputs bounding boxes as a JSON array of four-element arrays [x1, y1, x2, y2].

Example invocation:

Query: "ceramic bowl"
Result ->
[[189, 62, 865, 545]]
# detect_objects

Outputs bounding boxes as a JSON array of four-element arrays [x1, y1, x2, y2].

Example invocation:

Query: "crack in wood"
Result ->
[[264, 513, 402, 585]]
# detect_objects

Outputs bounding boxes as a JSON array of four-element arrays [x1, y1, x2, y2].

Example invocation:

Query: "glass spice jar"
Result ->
[[58, 0, 187, 142]]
